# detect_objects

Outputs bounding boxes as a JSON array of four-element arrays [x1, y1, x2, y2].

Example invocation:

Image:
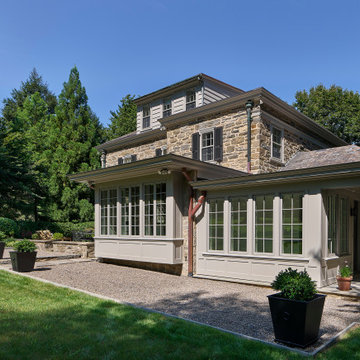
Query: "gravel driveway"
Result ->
[[5, 260, 360, 349]]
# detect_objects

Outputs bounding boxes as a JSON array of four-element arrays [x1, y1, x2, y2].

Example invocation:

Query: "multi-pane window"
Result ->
[[142, 105, 150, 129], [186, 90, 196, 110], [271, 127, 283, 160], [156, 183, 166, 236], [100, 189, 117, 235], [120, 186, 140, 236], [201, 131, 214, 161], [209, 199, 224, 251], [327, 195, 337, 254], [340, 197, 349, 255], [144, 185, 154, 236], [282, 193, 303, 254], [120, 188, 130, 235], [131, 187, 140, 235], [255, 195, 273, 253], [163, 98, 172, 118], [230, 198, 247, 252]]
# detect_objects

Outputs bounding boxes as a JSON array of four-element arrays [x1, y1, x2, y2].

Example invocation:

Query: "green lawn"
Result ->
[[0, 270, 358, 360]]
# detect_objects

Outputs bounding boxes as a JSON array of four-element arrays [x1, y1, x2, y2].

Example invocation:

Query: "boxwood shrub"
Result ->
[[13, 239, 37, 253], [271, 267, 317, 301], [52, 233, 64, 240], [0, 217, 19, 236]]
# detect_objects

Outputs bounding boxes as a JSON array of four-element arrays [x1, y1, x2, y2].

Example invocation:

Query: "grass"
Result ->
[[0, 270, 359, 360]]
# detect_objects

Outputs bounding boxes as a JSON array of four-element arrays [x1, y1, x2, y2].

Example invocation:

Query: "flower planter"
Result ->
[[0, 241, 5, 259], [10, 251, 37, 272], [337, 276, 353, 291], [268, 293, 326, 348]]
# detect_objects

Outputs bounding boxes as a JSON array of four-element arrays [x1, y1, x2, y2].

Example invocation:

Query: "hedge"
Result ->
[[0, 218, 19, 236]]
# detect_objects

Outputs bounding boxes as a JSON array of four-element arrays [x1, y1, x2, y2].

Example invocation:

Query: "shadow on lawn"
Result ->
[[0, 298, 302, 360]]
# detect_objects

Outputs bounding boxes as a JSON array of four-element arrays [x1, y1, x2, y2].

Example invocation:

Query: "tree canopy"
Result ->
[[293, 84, 360, 145]]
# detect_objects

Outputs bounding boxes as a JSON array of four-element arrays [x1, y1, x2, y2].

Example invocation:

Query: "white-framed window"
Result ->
[[282, 193, 303, 255], [120, 186, 140, 236], [271, 126, 283, 161], [123, 155, 132, 164], [100, 189, 117, 235], [186, 90, 196, 110], [201, 131, 214, 161], [327, 195, 337, 255], [254, 195, 273, 253], [163, 98, 172, 118], [340, 197, 349, 255], [142, 105, 150, 129], [230, 197, 247, 252], [208, 199, 224, 251]]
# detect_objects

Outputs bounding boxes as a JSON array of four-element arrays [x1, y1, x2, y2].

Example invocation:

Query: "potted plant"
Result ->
[[337, 264, 353, 291], [268, 268, 326, 348], [9, 239, 37, 272], [0, 231, 6, 259]]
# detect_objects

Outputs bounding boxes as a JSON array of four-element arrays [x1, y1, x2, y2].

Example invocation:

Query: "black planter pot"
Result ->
[[9, 251, 37, 272], [0, 241, 5, 259], [267, 293, 326, 348]]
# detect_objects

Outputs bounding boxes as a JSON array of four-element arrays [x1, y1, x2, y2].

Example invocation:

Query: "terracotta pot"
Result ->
[[336, 276, 353, 291]]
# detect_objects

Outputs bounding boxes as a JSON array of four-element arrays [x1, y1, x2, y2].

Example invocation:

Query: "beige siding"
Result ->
[[203, 79, 241, 105]]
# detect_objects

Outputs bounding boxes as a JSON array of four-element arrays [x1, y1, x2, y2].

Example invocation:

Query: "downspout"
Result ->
[[182, 169, 206, 277], [246, 100, 254, 173]]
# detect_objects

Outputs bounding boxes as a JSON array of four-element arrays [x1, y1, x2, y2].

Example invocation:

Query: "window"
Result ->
[[255, 195, 273, 253], [271, 127, 283, 161], [327, 195, 337, 254], [163, 98, 172, 118], [326, 195, 349, 256], [142, 105, 150, 129], [230, 198, 247, 252], [123, 155, 132, 164], [144, 183, 167, 236], [186, 90, 196, 110], [208, 199, 224, 251], [340, 197, 349, 255], [120, 186, 140, 236], [100, 189, 117, 236], [201, 131, 214, 161], [282, 193, 303, 254]]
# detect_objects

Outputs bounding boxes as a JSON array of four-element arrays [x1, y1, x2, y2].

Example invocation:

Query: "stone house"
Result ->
[[70, 74, 360, 287]]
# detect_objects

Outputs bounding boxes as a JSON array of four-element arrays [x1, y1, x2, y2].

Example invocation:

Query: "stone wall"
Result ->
[[258, 118, 322, 173], [106, 138, 167, 167]]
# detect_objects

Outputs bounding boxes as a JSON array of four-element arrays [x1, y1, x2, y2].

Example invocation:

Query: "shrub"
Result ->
[[4, 239, 17, 247], [32, 233, 40, 240], [271, 267, 317, 301], [13, 239, 37, 253], [52, 233, 64, 240], [339, 265, 352, 278], [0, 231, 7, 242], [0, 217, 19, 236]]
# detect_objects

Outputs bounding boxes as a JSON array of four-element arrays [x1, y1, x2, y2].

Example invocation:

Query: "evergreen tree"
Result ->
[[44, 66, 103, 221], [293, 85, 360, 145], [106, 94, 137, 140]]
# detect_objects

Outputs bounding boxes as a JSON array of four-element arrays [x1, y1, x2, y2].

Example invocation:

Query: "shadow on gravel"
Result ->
[[32, 267, 52, 271]]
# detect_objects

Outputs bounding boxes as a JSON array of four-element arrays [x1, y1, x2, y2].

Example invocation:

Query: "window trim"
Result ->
[[186, 89, 196, 110], [199, 127, 215, 162], [207, 198, 225, 252], [142, 105, 151, 129], [229, 196, 248, 253], [162, 98, 172, 118], [100, 188, 118, 236], [270, 125, 284, 163]]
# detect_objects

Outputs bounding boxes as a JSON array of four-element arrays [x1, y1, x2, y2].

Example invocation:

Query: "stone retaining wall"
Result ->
[[31, 240, 94, 258]]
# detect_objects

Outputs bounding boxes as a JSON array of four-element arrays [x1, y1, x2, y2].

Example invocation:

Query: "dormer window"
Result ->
[[163, 98, 172, 118], [142, 105, 150, 129], [186, 90, 196, 110]]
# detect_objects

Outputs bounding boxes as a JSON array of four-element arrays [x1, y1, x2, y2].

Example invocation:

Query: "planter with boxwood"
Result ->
[[337, 264, 353, 291], [267, 268, 326, 348], [10, 240, 37, 272]]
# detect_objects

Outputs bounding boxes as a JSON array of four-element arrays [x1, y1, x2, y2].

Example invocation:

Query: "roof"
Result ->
[[69, 154, 246, 184], [282, 145, 360, 171], [134, 73, 244, 105]]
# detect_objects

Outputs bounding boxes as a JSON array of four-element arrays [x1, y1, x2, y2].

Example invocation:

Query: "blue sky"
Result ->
[[1, 0, 359, 126]]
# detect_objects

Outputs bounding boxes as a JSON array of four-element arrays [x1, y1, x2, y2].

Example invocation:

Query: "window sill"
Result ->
[[202, 252, 309, 262], [269, 157, 285, 166]]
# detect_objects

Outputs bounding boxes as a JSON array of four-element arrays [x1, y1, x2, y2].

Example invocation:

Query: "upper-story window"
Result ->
[[271, 126, 283, 161], [163, 98, 172, 118], [186, 90, 196, 110], [192, 127, 223, 163], [202, 131, 214, 161], [142, 105, 150, 129]]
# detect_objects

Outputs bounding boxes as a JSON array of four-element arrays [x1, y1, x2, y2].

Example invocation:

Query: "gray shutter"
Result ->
[[155, 148, 162, 157], [214, 127, 223, 162], [118, 157, 123, 165], [131, 154, 137, 162], [192, 133, 200, 160]]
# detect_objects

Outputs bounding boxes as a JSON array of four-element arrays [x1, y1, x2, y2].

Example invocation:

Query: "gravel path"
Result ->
[[3, 260, 360, 350]]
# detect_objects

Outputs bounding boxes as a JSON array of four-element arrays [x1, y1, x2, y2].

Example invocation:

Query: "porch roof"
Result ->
[[68, 154, 246, 184], [191, 161, 360, 191]]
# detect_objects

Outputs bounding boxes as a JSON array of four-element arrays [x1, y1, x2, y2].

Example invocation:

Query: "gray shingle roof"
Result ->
[[282, 145, 360, 171]]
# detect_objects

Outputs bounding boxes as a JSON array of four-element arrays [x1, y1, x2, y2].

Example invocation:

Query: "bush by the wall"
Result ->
[[31, 233, 40, 240], [52, 233, 64, 240], [0, 218, 19, 236]]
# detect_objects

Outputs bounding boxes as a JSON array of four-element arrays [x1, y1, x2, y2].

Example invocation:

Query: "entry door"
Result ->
[[354, 201, 360, 274]]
